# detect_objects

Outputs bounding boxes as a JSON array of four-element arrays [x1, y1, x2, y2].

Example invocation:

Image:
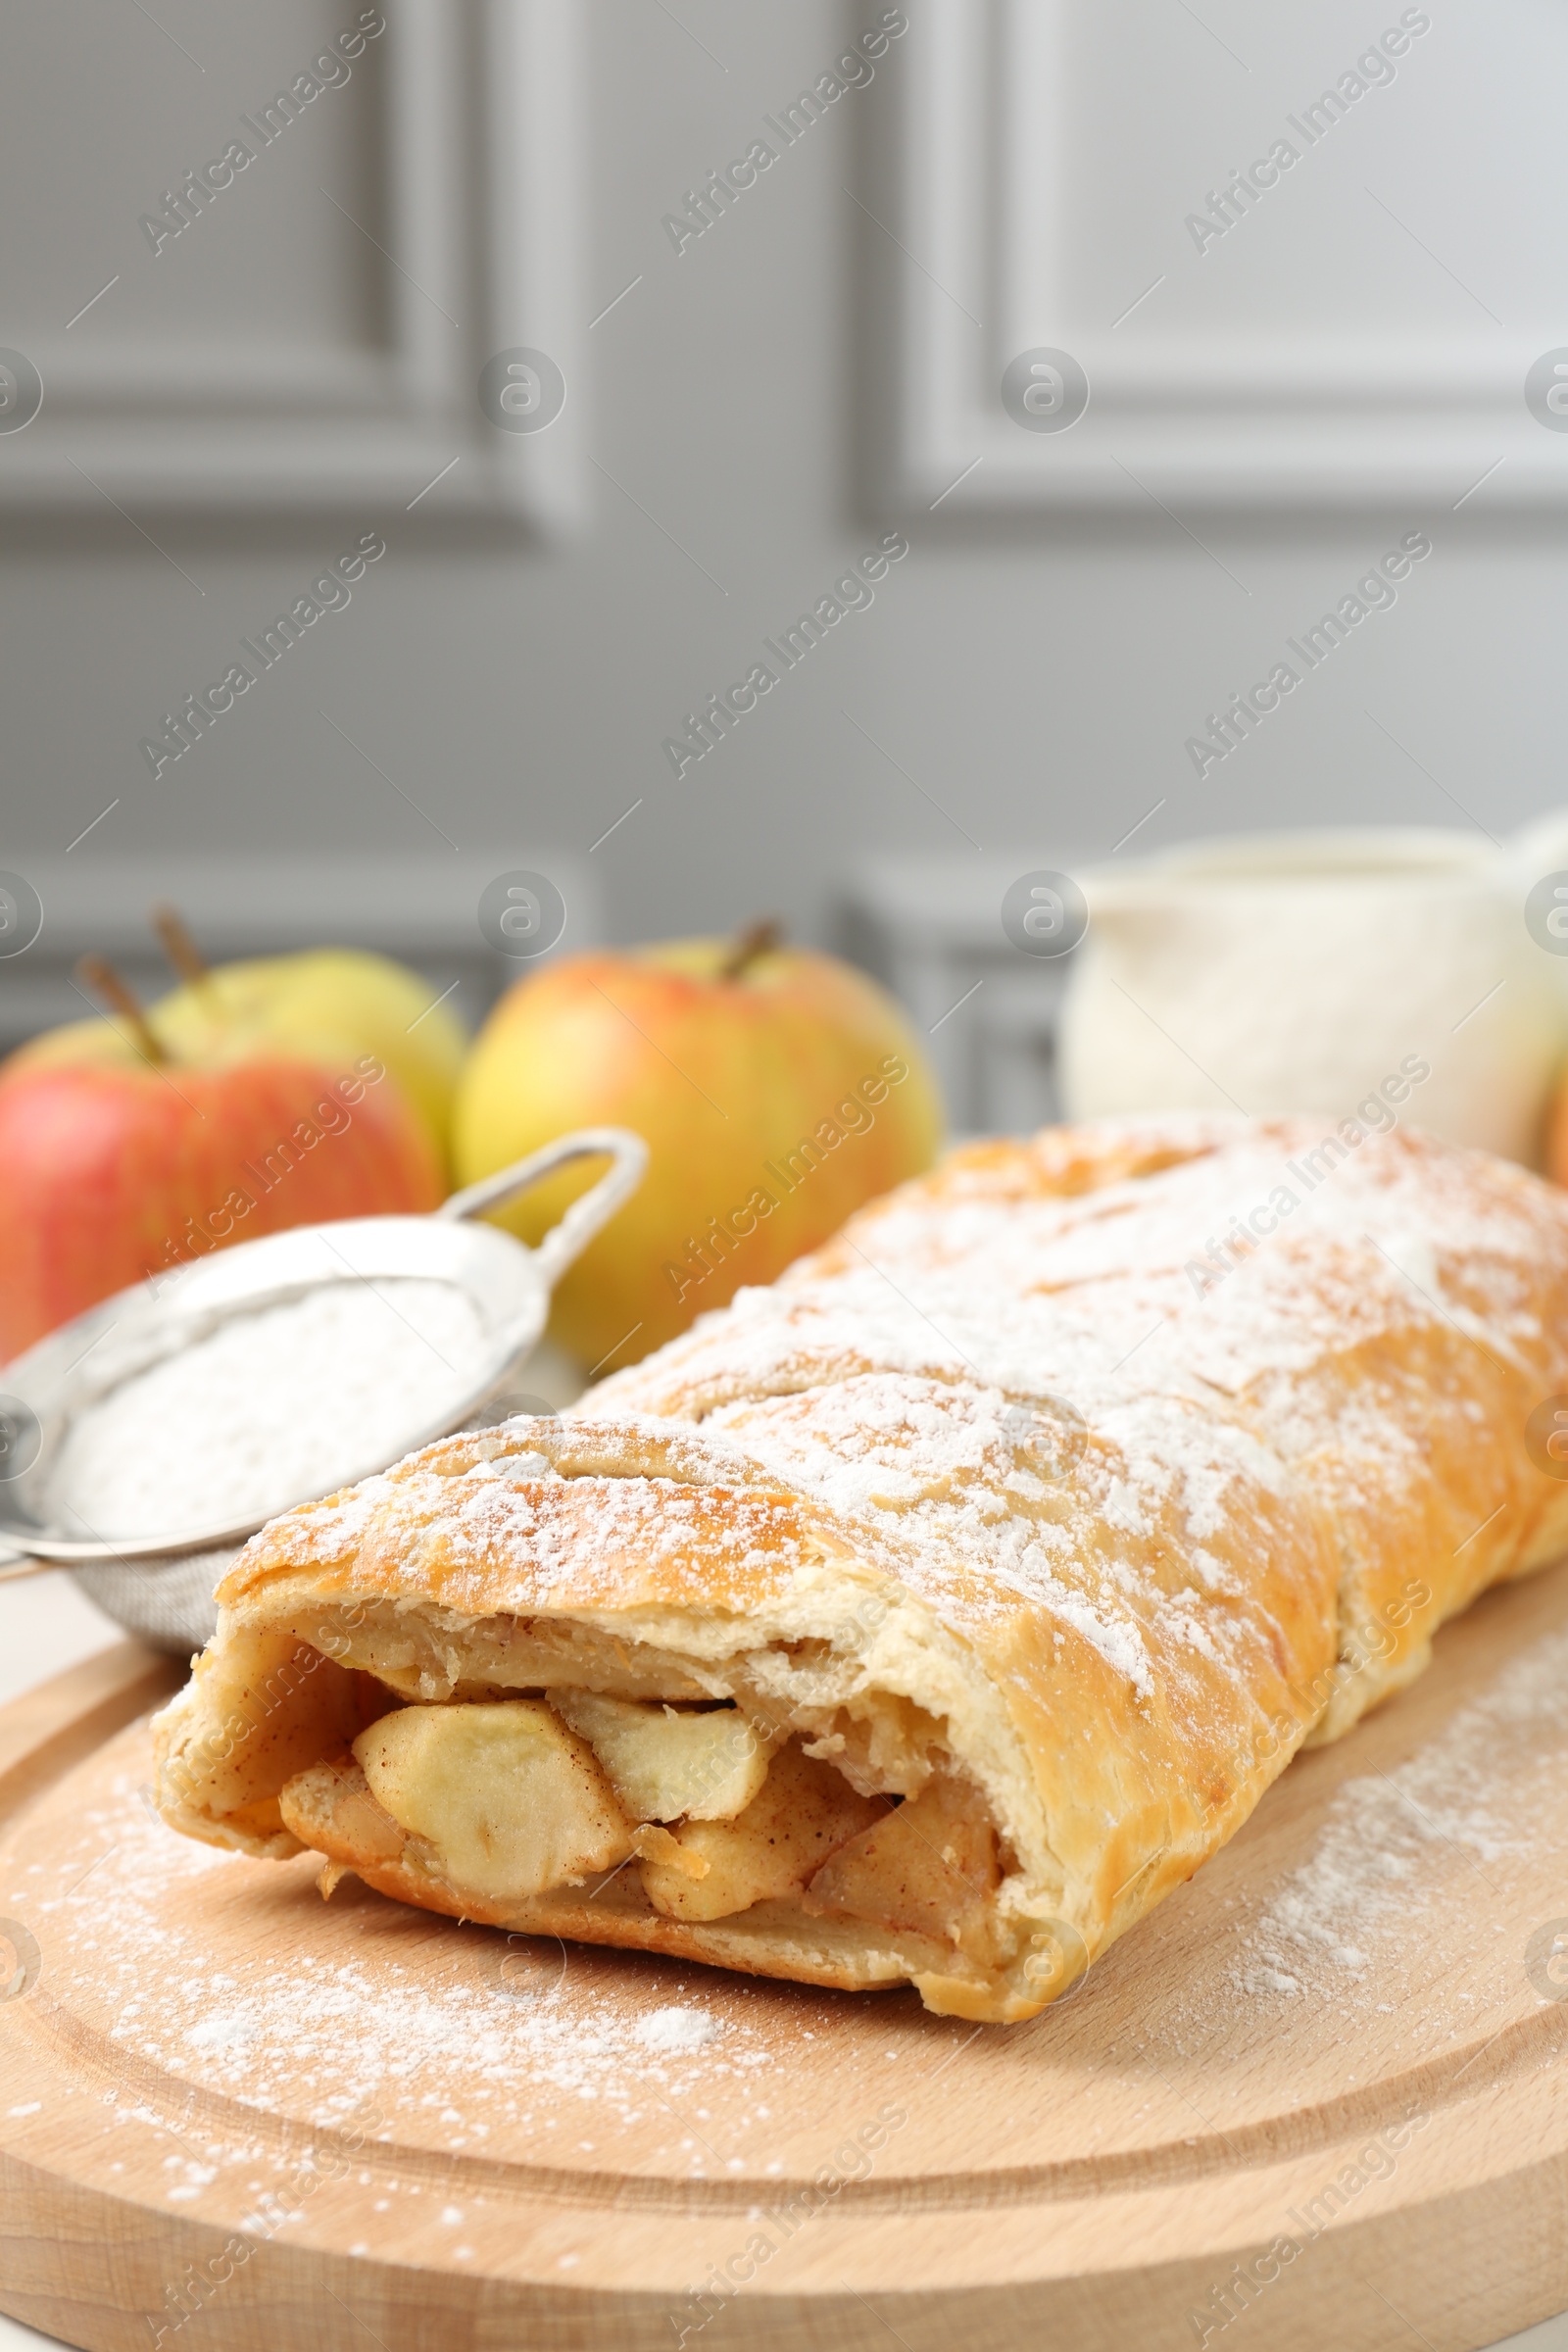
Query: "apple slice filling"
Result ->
[[354, 1699, 633, 1900], [548, 1690, 770, 1823], [635, 1741, 886, 1922], [276, 1688, 1006, 1955]]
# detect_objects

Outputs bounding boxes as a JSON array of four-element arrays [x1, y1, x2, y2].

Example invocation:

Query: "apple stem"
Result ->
[[75, 955, 168, 1065], [718, 917, 784, 981], [152, 904, 211, 989]]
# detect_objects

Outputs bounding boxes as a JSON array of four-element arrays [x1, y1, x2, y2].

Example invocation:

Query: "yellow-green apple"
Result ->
[[452, 923, 945, 1368], [0, 958, 442, 1358], [19, 932, 467, 1180], [145, 920, 466, 1175]]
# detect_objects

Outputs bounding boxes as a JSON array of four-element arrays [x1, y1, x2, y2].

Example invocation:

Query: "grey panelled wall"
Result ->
[[0, 0, 1560, 1063]]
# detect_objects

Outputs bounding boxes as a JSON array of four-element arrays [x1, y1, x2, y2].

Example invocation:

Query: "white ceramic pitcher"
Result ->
[[1058, 824, 1568, 1165]]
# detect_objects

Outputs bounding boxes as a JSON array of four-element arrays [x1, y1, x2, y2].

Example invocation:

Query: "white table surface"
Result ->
[[0, 1569, 1564, 2352]]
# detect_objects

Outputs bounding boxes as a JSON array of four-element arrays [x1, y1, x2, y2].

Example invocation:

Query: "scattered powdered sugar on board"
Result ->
[[1234, 1622, 1568, 2001], [636, 2006, 723, 2053], [48, 1280, 490, 1539], [23, 1754, 772, 2194]]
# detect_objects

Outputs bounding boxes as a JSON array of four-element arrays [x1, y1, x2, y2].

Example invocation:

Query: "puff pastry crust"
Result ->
[[154, 1117, 1568, 2021]]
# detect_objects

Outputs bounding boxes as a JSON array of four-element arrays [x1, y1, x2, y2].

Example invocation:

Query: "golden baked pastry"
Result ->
[[154, 1117, 1568, 2022]]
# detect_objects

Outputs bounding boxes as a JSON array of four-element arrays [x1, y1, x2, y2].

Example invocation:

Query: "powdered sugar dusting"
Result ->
[[636, 2006, 723, 2052], [18, 1745, 778, 2195], [1235, 1620, 1568, 2001], [585, 1116, 1568, 1734]]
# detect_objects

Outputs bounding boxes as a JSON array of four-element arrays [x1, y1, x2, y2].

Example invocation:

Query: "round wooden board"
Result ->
[[3, 1568, 1568, 2352]]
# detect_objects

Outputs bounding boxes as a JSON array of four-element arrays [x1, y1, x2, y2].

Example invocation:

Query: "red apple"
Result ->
[[0, 961, 442, 1359], [452, 922, 945, 1368]]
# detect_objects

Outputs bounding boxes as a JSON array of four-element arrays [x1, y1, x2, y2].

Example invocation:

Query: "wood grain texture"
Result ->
[[3, 1574, 1568, 2352]]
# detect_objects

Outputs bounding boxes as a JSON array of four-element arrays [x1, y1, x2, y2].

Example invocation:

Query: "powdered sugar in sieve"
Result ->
[[47, 1281, 490, 1543]]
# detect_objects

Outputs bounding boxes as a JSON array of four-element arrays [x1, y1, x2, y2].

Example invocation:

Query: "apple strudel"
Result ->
[[154, 1116, 1568, 2022]]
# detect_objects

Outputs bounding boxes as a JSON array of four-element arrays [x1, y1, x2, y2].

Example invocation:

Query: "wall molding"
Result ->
[[887, 0, 1564, 513], [840, 858, 1073, 1137], [0, 852, 598, 1054], [0, 0, 582, 529]]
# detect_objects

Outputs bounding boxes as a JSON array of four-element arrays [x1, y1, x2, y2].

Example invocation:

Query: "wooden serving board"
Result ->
[[4, 1566, 1568, 2352]]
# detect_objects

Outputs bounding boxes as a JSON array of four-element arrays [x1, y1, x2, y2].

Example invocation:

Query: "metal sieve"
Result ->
[[0, 1128, 645, 1650]]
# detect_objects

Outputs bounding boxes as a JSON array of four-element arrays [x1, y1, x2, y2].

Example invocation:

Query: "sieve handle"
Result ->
[[439, 1127, 648, 1289]]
